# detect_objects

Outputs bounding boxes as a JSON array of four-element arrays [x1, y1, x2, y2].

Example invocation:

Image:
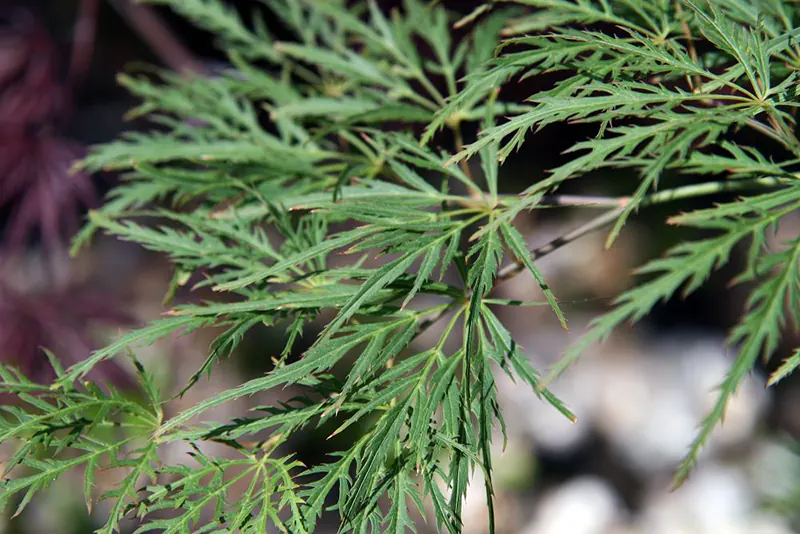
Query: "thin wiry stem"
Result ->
[[495, 207, 623, 283], [495, 176, 793, 284], [537, 194, 627, 207]]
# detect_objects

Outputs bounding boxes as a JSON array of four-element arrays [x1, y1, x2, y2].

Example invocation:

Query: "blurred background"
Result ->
[[1, 1, 799, 533]]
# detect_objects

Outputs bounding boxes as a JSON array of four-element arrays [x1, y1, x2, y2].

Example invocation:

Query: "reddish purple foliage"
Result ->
[[0, 281, 136, 385], [0, 6, 97, 254], [0, 3, 137, 387], [0, 130, 97, 252], [0, 9, 65, 127]]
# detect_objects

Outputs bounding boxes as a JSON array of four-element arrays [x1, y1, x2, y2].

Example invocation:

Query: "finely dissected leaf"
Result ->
[[467, 217, 503, 299], [276, 43, 390, 86], [674, 235, 800, 487], [85, 135, 333, 175], [334, 316, 418, 405], [385, 469, 416, 533], [158, 313, 420, 436], [768, 348, 800, 387], [500, 221, 567, 329], [452, 85, 750, 167], [178, 315, 264, 396], [604, 120, 729, 247], [406, 351, 462, 459], [131, 450, 306, 534], [683, 141, 798, 178], [271, 97, 383, 120], [0, 365, 160, 521], [320, 253, 424, 339], [685, 0, 768, 96], [212, 225, 379, 291], [388, 161, 441, 195], [402, 242, 445, 308], [300, 444, 363, 530], [96, 442, 160, 534], [343, 394, 415, 522], [481, 305, 576, 421], [59, 315, 211, 386]]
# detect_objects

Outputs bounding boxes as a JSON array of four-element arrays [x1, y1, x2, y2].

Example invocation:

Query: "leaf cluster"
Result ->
[[3, 0, 800, 532]]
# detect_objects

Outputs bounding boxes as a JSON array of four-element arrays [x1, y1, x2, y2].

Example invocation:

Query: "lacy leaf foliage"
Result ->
[[2, 0, 800, 531]]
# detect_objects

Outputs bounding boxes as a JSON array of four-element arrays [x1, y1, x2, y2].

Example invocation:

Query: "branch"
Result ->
[[537, 194, 626, 208], [495, 176, 792, 285], [495, 207, 623, 283]]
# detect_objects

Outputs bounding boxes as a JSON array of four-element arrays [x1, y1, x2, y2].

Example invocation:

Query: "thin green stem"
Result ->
[[412, 68, 447, 107], [403, 88, 442, 112], [639, 176, 793, 204], [338, 130, 378, 162]]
